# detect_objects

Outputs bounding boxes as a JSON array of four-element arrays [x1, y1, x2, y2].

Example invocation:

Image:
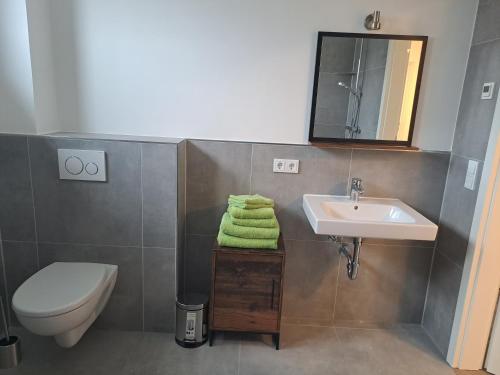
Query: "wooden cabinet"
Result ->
[[209, 237, 285, 349]]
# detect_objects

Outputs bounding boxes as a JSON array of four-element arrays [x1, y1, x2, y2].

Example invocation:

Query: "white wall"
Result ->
[[24, 0, 477, 150], [0, 0, 35, 134], [25, 0, 60, 135]]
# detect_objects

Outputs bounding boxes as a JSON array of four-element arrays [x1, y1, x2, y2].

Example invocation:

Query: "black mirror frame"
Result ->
[[308, 31, 428, 147]]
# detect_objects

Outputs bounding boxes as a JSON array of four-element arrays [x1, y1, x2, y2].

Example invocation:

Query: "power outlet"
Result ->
[[273, 159, 299, 174], [481, 82, 495, 100], [464, 159, 479, 191], [273, 159, 287, 173], [285, 159, 299, 173]]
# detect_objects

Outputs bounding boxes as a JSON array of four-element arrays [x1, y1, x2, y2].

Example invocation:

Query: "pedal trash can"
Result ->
[[175, 293, 208, 348]]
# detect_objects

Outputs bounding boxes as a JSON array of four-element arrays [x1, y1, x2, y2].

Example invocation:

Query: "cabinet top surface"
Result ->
[[213, 235, 285, 255]]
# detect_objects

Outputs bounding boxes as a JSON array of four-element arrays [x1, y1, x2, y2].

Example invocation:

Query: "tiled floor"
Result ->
[[0, 325, 490, 375]]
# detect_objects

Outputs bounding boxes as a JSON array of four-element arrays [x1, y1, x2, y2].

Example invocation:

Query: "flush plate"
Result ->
[[58, 149, 106, 181]]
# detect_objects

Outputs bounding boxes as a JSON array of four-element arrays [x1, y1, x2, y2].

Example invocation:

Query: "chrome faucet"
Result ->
[[350, 177, 364, 202]]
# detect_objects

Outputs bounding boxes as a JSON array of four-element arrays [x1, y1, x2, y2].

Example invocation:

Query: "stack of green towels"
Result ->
[[217, 194, 280, 250]]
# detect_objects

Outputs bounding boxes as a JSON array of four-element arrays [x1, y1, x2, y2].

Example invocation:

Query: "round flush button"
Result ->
[[85, 162, 99, 175], [65, 156, 84, 175]]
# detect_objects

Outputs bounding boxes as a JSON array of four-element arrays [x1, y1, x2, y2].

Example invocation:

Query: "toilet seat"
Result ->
[[13, 262, 107, 318]]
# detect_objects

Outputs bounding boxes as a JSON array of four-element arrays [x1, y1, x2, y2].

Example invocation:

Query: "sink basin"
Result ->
[[303, 194, 438, 240]]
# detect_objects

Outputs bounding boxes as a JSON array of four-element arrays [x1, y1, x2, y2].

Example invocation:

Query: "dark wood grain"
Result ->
[[310, 142, 420, 151], [209, 237, 286, 337]]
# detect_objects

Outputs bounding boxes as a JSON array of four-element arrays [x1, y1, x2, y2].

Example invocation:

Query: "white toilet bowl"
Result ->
[[12, 262, 118, 348]]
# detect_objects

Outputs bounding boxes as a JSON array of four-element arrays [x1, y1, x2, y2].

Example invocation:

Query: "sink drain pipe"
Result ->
[[330, 236, 363, 280]]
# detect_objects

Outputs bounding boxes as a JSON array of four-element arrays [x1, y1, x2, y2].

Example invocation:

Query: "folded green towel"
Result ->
[[228, 194, 274, 209], [228, 206, 275, 219], [217, 230, 278, 250], [220, 213, 279, 239], [229, 214, 278, 228]]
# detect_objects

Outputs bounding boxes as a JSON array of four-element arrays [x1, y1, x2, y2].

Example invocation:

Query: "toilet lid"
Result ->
[[12, 262, 107, 318]]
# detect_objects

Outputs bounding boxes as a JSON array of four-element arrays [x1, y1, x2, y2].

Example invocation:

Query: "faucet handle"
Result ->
[[351, 177, 364, 192]]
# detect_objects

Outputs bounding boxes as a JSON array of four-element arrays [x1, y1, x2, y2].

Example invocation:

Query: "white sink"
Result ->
[[303, 194, 438, 240]]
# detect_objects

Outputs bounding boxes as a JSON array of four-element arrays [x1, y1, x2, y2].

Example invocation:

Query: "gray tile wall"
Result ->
[[30, 137, 142, 247], [176, 140, 187, 297], [313, 37, 389, 140], [0, 133, 452, 333], [0, 136, 36, 242], [0, 134, 37, 327], [313, 37, 355, 138], [356, 39, 388, 138], [423, 0, 500, 356], [0, 230, 8, 324], [184, 139, 449, 326], [0, 134, 180, 333]]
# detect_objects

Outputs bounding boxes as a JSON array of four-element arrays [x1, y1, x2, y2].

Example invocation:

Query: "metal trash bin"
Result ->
[[175, 293, 208, 348], [0, 297, 21, 369]]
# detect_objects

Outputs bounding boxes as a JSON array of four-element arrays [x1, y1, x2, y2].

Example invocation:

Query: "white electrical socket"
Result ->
[[273, 159, 287, 173], [464, 159, 479, 191], [285, 159, 299, 173], [481, 82, 495, 100], [273, 158, 299, 174]]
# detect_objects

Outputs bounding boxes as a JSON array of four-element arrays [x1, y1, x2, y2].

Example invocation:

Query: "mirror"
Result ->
[[309, 32, 427, 146]]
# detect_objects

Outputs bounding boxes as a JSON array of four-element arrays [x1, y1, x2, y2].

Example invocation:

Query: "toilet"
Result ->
[[12, 262, 118, 348]]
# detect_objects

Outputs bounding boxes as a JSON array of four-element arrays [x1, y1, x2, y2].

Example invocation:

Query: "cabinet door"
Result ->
[[212, 252, 282, 332]]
